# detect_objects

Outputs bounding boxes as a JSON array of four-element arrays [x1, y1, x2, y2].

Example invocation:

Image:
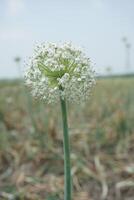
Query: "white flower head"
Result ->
[[24, 42, 96, 104]]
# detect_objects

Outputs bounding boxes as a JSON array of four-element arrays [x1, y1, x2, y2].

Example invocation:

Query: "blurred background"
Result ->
[[0, 0, 134, 200]]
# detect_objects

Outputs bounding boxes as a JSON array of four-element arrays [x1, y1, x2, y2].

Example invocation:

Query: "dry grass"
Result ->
[[0, 77, 134, 200]]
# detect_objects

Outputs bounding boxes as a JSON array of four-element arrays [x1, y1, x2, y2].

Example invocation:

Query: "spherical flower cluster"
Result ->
[[24, 42, 96, 103]]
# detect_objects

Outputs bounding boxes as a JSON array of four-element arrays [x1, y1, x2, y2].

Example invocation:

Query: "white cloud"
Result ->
[[6, 0, 24, 16], [0, 28, 31, 41]]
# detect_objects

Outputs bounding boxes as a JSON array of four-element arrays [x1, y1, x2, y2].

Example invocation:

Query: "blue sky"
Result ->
[[0, 0, 134, 78]]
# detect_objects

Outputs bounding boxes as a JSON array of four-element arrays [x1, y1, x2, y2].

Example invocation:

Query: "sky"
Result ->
[[0, 0, 134, 78]]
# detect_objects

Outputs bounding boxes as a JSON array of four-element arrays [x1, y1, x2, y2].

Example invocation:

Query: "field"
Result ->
[[0, 77, 134, 200]]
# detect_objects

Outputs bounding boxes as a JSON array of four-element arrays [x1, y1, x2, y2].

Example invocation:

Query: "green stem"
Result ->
[[60, 97, 72, 200]]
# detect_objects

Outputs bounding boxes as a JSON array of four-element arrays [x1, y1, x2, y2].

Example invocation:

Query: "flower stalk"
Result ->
[[24, 41, 96, 200], [60, 96, 72, 200]]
